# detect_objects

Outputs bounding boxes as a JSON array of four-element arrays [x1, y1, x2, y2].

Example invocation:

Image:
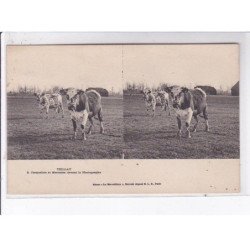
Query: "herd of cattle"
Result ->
[[34, 88, 103, 140], [142, 86, 209, 138], [34, 86, 209, 140]]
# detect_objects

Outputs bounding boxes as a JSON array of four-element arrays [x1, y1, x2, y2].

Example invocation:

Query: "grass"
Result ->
[[7, 94, 239, 159], [8, 96, 123, 159], [123, 95, 239, 159]]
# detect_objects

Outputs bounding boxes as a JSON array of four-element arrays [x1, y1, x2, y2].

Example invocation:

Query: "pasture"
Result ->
[[123, 94, 240, 159], [8, 95, 123, 159]]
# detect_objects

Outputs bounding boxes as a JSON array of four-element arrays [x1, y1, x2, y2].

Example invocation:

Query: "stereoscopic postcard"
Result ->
[[2, 34, 240, 195]]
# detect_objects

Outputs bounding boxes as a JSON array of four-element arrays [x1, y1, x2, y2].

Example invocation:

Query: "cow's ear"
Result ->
[[181, 87, 189, 93]]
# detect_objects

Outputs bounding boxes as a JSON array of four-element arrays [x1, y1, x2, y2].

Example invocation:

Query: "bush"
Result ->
[[196, 85, 217, 95], [86, 87, 109, 97]]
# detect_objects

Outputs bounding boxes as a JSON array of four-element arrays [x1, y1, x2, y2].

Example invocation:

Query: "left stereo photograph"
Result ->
[[7, 45, 124, 159]]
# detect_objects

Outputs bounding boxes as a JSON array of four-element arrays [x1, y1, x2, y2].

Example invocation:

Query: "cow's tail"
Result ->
[[93, 108, 103, 121], [195, 106, 208, 120], [203, 105, 208, 120], [98, 108, 103, 122]]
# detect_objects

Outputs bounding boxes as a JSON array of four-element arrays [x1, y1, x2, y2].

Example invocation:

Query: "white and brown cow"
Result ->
[[166, 86, 209, 138], [60, 88, 104, 140], [155, 90, 171, 116], [34, 92, 64, 118], [142, 89, 156, 117]]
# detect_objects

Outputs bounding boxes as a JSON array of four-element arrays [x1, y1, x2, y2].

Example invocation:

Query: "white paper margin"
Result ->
[[1, 32, 250, 214]]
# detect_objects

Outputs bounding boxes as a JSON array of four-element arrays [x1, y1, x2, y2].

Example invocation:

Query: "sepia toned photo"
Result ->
[[4, 38, 240, 195], [7, 45, 124, 159], [123, 44, 239, 159]]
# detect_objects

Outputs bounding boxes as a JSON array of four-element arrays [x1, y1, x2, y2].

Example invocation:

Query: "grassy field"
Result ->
[[123, 94, 240, 159], [7, 94, 240, 159], [8, 95, 123, 159]]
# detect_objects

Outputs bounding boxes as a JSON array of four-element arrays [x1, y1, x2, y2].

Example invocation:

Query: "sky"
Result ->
[[123, 44, 239, 90], [7, 45, 123, 93], [7, 44, 239, 92]]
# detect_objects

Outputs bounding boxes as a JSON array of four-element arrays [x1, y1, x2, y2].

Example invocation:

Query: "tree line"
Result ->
[[124, 82, 239, 96], [7, 85, 123, 97]]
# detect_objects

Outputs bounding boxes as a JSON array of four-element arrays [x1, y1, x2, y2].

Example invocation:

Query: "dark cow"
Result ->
[[60, 88, 104, 140], [166, 86, 209, 138]]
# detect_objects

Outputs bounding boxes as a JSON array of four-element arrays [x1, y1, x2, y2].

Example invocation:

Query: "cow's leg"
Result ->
[[81, 110, 88, 140], [186, 122, 191, 138], [72, 119, 77, 140], [145, 102, 149, 114], [177, 116, 182, 138], [45, 105, 49, 119], [152, 102, 156, 117], [57, 104, 64, 118], [203, 106, 209, 132], [55, 107, 59, 119], [163, 102, 170, 116], [61, 104, 64, 118], [167, 102, 171, 116], [185, 109, 193, 138], [160, 102, 165, 116], [98, 109, 104, 134], [163, 101, 167, 112], [192, 115, 199, 132], [39, 104, 46, 115], [205, 120, 209, 132], [39, 106, 44, 114], [87, 117, 94, 135]]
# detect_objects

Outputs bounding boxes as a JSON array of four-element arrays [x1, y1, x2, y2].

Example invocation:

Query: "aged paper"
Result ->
[[8, 160, 239, 195], [6, 44, 240, 195]]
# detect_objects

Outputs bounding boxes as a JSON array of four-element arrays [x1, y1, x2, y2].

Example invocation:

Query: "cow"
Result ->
[[154, 93, 162, 106], [142, 89, 156, 117], [34, 92, 64, 118], [155, 90, 171, 116], [166, 86, 209, 138], [60, 88, 104, 140]]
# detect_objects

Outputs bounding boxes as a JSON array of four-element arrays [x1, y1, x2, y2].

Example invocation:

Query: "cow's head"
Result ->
[[60, 88, 85, 111], [142, 89, 152, 99], [168, 86, 189, 109], [34, 92, 41, 101], [34, 92, 45, 104], [156, 90, 165, 98]]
